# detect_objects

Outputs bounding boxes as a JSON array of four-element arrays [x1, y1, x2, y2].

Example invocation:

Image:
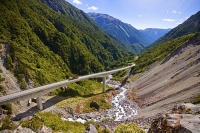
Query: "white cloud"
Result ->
[[172, 10, 181, 14], [87, 6, 99, 10], [138, 14, 142, 17], [73, 0, 82, 5], [163, 19, 176, 22], [186, 16, 189, 19]]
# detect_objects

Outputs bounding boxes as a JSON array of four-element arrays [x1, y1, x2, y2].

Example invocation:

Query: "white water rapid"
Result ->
[[107, 84, 138, 121]]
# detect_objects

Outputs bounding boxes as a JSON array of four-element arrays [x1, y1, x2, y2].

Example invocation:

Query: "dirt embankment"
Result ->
[[0, 42, 21, 95], [131, 36, 200, 118]]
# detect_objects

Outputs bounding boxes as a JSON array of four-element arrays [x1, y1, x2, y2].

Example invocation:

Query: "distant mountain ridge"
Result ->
[[140, 28, 171, 44], [88, 13, 149, 50], [134, 10, 200, 73], [88, 13, 171, 54], [150, 11, 200, 48]]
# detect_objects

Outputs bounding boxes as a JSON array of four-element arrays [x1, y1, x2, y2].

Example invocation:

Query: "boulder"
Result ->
[[14, 126, 35, 133], [148, 104, 200, 133], [90, 101, 100, 111], [38, 125, 53, 133], [83, 124, 98, 133], [171, 103, 200, 114], [182, 103, 200, 114]]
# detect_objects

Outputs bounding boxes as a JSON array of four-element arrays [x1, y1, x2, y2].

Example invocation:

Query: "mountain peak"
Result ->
[[88, 12, 119, 21], [88, 12, 171, 50]]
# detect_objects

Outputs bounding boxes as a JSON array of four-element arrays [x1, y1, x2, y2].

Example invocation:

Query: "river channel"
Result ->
[[62, 75, 138, 123]]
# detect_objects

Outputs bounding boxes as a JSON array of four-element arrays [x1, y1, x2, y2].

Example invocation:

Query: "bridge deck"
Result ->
[[0, 65, 135, 109]]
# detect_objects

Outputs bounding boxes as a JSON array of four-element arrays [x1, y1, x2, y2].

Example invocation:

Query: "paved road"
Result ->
[[0, 65, 135, 105]]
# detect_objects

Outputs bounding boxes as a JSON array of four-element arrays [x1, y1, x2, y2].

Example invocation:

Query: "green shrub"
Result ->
[[50, 79, 104, 97], [114, 123, 145, 133], [84, 120, 94, 127], [113, 70, 128, 81], [83, 95, 111, 113], [0, 76, 5, 82], [95, 124, 111, 133], [192, 94, 200, 104], [0, 85, 4, 92], [21, 116, 43, 132], [1, 104, 12, 115], [20, 80, 27, 90], [0, 115, 16, 131], [36, 112, 85, 132], [102, 118, 114, 122]]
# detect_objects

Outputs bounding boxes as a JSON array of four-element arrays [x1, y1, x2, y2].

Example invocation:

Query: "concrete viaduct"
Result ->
[[0, 65, 134, 110]]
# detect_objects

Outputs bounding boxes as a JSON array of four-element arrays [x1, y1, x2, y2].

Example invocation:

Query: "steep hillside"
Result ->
[[134, 11, 200, 73], [131, 33, 200, 118], [41, 0, 101, 30], [140, 28, 171, 43], [41, 0, 133, 54], [129, 43, 144, 55], [135, 34, 197, 73], [0, 0, 134, 89], [150, 11, 200, 48], [88, 13, 149, 53]]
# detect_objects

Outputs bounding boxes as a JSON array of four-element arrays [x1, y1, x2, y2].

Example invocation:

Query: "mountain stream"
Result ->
[[62, 75, 138, 123]]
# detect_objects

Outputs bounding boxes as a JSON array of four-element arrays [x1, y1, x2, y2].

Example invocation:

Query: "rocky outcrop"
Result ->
[[53, 106, 74, 118], [83, 124, 98, 133], [15, 126, 35, 133], [148, 103, 200, 133]]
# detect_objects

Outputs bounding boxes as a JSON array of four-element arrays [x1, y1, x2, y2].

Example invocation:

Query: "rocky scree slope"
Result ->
[[131, 34, 200, 117]]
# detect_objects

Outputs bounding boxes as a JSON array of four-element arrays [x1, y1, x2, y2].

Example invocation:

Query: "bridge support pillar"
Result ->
[[102, 76, 106, 92], [37, 96, 43, 110]]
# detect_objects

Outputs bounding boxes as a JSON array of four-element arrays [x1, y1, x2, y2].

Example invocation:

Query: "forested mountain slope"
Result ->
[[41, 0, 101, 30], [0, 0, 134, 89]]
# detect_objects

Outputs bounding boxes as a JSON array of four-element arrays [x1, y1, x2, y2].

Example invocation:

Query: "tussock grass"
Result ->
[[114, 123, 145, 133], [21, 112, 85, 133], [192, 94, 200, 104]]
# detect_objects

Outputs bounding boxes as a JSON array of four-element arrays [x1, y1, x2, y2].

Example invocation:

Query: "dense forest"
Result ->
[[0, 0, 134, 88]]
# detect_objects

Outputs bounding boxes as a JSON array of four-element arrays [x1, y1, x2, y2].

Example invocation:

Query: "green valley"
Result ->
[[0, 0, 200, 132]]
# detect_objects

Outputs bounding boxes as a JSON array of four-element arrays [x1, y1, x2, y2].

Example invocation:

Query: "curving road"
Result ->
[[0, 64, 135, 107]]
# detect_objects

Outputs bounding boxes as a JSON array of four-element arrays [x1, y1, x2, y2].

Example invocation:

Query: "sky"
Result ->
[[66, 0, 200, 30]]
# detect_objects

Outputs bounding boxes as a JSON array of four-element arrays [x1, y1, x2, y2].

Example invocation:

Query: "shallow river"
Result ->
[[63, 75, 138, 123], [106, 84, 138, 121]]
